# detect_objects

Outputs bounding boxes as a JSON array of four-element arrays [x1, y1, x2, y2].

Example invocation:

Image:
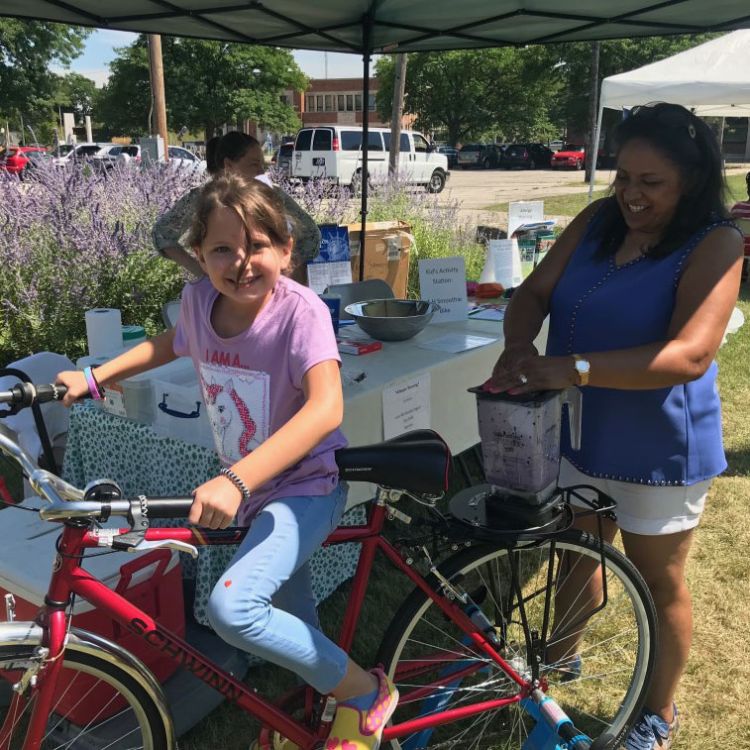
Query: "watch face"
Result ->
[[575, 360, 590, 373]]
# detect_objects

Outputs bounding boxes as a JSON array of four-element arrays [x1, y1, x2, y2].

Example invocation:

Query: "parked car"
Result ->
[[550, 144, 586, 170], [548, 139, 564, 152], [271, 142, 294, 176], [167, 146, 206, 172], [21, 149, 52, 177], [52, 142, 108, 167], [90, 144, 124, 172], [501, 143, 554, 169], [435, 145, 459, 168], [457, 144, 503, 169], [0, 146, 47, 175], [291, 125, 449, 193]]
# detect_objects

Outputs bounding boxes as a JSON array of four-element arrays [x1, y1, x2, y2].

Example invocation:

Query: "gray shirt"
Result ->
[[152, 182, 321, 263]]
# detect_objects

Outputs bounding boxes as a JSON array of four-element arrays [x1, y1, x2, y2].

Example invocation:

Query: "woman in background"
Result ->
[[152, 132, 320, 281]]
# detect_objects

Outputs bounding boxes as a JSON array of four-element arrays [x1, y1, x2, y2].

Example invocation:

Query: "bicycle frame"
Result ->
[[12, 497, 535, 750]]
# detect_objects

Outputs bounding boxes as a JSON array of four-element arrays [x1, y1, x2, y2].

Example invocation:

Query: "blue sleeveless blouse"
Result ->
[[546, 210, 731, 486]]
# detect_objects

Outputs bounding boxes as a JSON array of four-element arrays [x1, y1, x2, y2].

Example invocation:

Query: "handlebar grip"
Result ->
[[144, 497, 194, 518], [0, 382, 68, 407]]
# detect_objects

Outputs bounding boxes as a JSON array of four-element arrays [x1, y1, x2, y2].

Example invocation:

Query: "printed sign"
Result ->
[[417, 256, 467, 322], [382, 374, 431, 440], [508, 201, 544, 238]]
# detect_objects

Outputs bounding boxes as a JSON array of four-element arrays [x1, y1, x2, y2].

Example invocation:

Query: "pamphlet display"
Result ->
[[508, 200, 544, 238]]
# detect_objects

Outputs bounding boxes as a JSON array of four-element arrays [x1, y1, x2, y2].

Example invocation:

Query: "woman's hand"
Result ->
[[487, 353, 578, 395], [55, 370, 91, 407], [189, 474, 243, 529], [488, 343, 538, 392]]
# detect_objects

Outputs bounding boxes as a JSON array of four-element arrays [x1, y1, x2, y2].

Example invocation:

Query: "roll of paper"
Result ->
[[85, 308, 123, 356]]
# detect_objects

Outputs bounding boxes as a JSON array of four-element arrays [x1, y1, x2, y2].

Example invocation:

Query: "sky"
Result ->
[[54, 29, 370, 86]]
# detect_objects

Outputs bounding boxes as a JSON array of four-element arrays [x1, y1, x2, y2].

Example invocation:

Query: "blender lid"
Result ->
[[467, 385, 559, 403]]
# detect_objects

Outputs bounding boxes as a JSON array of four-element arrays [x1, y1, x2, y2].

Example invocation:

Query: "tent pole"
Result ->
[[358, 15, 373, 282], [588, 104, 604, 203]]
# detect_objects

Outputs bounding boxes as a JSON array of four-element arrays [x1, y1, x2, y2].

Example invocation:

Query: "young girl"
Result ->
[[57, 175, 398, 750]]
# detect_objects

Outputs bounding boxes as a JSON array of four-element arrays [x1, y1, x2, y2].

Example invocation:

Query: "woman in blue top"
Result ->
[[488, 103, 743, 750]]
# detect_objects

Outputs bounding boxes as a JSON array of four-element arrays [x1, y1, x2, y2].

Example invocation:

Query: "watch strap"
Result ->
[[572, 354, 590, 386]]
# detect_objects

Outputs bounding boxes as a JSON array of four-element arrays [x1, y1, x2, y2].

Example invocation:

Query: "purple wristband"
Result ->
[[83, 366, 104, 400]]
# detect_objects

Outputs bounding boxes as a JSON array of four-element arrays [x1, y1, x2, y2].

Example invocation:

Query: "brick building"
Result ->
[[283, 77, 412, 129]]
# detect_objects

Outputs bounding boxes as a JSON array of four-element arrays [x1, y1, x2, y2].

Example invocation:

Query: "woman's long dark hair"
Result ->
[[592, 103, 728, 259]]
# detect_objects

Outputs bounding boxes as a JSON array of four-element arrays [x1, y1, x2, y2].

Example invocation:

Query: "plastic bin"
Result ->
[[151, 360, 214, 449], [0, 499, 185, 724]]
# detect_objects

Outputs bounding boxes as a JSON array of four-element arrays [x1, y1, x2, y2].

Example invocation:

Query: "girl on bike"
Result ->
[[57, 174, 397, 750]]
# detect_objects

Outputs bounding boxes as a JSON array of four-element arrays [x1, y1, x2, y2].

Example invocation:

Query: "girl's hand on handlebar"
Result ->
[[189, 474, 243, 529], [55, 370, 91, 407]]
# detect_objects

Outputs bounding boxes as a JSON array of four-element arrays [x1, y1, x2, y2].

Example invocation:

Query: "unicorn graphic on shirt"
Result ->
[[200, 368, 269, 463]]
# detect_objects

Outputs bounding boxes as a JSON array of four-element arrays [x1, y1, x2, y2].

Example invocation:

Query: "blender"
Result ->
[[450, 387, 581, 534]]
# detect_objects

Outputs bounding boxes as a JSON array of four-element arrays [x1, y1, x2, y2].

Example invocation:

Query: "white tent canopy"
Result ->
[[589, 30, 750, 197], [600, 30, 750, 117]]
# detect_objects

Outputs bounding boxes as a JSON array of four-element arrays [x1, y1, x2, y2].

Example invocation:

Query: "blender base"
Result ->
[[448, 484, 569, 540]]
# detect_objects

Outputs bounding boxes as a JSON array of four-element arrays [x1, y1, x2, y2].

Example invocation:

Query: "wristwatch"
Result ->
[[572, 354, 591, 386]]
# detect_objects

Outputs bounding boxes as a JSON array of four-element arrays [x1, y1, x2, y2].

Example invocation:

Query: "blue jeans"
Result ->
[[206, 484, 349, 694]]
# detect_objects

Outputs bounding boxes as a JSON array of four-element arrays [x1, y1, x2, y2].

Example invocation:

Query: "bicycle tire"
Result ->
[[0, 629, 170, 750], [377, 529, 656, 750]]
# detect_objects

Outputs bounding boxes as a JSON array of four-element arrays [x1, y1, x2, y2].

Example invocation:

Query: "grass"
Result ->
[[483, 171, 749, 217]]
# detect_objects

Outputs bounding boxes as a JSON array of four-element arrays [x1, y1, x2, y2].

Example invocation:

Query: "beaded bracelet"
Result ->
[[83, 366, 104, 401], [219, 467, 252, 501]]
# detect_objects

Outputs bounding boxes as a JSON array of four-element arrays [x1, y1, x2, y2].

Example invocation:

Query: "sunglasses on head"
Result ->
[[629, 103, 698, 139]]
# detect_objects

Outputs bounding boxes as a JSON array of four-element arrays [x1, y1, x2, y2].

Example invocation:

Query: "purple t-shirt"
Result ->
[[173, 275, 347, 524]]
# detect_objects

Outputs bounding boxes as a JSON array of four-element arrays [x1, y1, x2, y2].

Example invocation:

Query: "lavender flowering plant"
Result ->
[[270, 170, 484, 298], [0, 161, 201, 364]]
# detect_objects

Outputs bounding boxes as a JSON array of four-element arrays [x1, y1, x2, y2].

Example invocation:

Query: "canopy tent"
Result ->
[[589, 29, 750, 197], [3, 1, 750, 273], [1, 2, 750, 52]]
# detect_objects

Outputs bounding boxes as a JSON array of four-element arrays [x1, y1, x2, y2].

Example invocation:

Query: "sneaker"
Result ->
[[624, 704, 679, 750], [325, 668, 399, 750]]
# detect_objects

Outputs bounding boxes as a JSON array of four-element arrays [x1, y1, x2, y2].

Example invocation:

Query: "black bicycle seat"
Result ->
[[335, 430, 452, 495]]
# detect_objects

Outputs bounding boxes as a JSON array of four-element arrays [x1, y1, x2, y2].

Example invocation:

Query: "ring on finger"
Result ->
[[519, 373, 528, 385]]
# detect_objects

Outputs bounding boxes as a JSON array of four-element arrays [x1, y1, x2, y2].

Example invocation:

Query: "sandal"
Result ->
[[325, 668, 399, 750]]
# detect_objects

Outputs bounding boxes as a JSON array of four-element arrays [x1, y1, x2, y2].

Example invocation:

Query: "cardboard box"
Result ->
[[348, 220, 412, 298]]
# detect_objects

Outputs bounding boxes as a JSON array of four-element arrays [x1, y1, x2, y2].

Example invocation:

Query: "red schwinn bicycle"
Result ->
[[0, 382, 656, 750]]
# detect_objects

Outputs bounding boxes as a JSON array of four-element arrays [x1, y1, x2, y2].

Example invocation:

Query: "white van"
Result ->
[[291, 126, 450, 193]]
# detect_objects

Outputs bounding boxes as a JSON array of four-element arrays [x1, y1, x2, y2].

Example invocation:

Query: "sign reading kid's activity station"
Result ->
[[417, 257, 468, 323]]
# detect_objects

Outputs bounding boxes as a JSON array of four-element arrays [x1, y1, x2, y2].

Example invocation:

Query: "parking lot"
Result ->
[[439, 163, 750, 228]]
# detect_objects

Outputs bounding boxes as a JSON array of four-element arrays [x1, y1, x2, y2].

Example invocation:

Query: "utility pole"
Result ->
[[147, 34, 169, 161], [585, 41, 600, 183], [388, 53, 407, 177]]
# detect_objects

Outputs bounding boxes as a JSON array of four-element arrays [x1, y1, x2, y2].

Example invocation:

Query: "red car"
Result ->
[[1, 146, 48, 175], [550, 144, 586, 170]]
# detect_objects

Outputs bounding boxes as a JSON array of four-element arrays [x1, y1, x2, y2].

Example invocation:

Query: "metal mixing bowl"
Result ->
[[344, 299, 437, 341]]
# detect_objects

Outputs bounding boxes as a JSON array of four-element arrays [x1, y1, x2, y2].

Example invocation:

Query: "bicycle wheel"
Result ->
[[0, 629, 170, 750], [377, 530, 656, 750]]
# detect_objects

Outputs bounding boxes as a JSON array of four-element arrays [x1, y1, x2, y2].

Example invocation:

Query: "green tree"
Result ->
[[96, 39, 152, 139], [0, 19, 89, 133], [376, 49, 561, 146], [55, 71, 98, 119], [166, 39, 307, 141], [98, 36, 307, 142], [547, 34, 719, 138]]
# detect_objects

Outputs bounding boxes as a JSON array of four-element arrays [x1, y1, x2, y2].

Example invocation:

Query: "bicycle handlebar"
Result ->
[[0, 381, 68, 408]]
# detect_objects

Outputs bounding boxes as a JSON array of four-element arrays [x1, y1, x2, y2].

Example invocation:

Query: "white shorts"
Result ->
[[558, 459, 711, 536]]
